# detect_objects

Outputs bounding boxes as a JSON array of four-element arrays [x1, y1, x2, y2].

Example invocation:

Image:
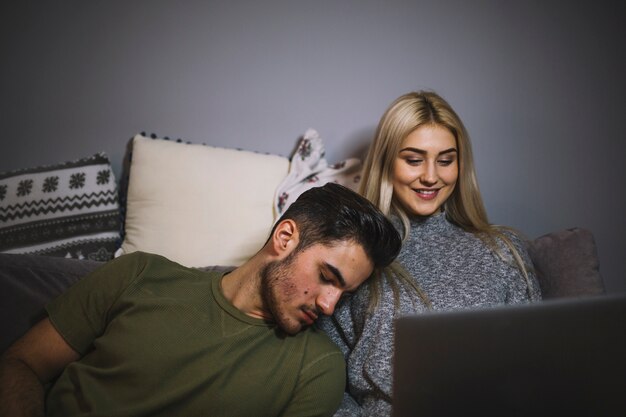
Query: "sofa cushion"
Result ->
[[0, 253, 104, 353], [0, 153, 121, 261], [117, 134, 290, 267], [527, 228, 604, 298]]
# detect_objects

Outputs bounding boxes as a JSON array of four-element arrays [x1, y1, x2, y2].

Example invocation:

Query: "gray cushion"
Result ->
[[527, 228, 604, 299], [0, 254, 103, 353]]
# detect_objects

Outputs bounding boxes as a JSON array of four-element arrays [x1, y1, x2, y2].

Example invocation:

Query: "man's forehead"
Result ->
[[320, 238, 365, 251], [302, 240, 370, 261], [316, 242, 373, 285]]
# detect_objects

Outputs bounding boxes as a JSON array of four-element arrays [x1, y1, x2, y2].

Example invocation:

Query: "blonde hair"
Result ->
[[361, 91, 533, 311]]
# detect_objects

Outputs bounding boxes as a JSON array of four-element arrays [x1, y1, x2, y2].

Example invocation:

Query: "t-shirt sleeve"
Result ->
[[279, 342, 346, 417], [45, 252, 147, 355]]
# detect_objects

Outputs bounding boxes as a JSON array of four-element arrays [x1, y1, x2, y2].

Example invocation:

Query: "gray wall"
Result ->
[[2, 1, 624, 292]]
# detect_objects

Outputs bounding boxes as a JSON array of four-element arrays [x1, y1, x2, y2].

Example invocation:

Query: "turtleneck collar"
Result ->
[[408, 210, 449, 228], [391, 210, 453, 238]]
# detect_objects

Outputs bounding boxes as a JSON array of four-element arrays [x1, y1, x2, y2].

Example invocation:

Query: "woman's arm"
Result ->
[[500, 230, 543, 302], [317, 300, 364, 416]]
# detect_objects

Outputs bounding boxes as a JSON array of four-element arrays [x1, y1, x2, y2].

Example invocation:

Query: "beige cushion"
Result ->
[[117, 135, 290, 267]]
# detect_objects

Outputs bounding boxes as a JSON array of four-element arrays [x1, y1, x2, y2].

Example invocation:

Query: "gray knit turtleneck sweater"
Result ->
[[318, 211, 542, 417]]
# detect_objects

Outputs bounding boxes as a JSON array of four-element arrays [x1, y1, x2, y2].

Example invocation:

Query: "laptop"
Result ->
[[392, 294, 626, 417]]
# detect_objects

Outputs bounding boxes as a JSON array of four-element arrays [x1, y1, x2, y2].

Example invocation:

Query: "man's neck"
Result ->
[[220, 258, 271, 320]]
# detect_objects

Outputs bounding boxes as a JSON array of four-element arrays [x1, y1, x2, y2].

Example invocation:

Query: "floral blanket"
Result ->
[[274, 129, 362, 216]]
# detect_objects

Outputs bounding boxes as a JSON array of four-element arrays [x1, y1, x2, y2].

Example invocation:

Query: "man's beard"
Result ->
[[260, 251, 304, 335]]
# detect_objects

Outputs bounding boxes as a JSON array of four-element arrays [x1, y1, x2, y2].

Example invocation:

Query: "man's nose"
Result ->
[[316, 288, 343, 316]]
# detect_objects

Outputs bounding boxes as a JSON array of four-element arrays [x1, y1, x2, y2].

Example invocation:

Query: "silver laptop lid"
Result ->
[[392, 294, 626, 417]]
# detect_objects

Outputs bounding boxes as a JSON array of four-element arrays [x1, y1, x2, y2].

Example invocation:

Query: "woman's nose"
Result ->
[[419, 161, 438, 185]]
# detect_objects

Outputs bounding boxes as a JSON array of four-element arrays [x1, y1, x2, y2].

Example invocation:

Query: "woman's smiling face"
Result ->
[[392, 124, 459, 217]]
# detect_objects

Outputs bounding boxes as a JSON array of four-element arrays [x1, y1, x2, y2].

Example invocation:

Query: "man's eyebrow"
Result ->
[[399, 147, 457, 156], [325, 263, 346, 288]]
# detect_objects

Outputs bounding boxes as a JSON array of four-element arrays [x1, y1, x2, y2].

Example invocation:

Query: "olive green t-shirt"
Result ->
[[45, 252, 345, 417]]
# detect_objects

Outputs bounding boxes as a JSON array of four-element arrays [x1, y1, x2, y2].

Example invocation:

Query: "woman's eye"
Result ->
[[438, 159, 454, 166], [406, 159, 423, 166]]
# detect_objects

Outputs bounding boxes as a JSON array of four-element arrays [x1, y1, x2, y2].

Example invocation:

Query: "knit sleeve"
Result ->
[[317, 299, 355, 359], [499, 230, 542, 302], [317, 298, 364, 416], [331, 277, 428, 417]]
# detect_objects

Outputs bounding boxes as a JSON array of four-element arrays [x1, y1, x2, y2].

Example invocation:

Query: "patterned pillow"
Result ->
[[274, 129, 362, 215], [0, 153, 121, 261]]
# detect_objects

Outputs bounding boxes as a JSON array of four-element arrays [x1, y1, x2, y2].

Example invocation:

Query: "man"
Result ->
[[0, 183, 401, 417]]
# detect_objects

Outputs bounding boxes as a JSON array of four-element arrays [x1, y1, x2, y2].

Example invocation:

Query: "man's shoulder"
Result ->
[[116, 251, 205, 274], [121, 251, 182, 266], [101, 252, 222, 292], [298, 325, 344, 362]]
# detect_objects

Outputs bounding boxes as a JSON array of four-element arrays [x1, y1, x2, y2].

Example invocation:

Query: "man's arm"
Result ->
[[0, 318, 80, 417], [279, 349, 346, 417]]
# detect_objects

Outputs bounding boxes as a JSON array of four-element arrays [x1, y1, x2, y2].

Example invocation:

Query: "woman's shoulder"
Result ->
[[494, 226, 530, 251], [487, 226, 536, 273]]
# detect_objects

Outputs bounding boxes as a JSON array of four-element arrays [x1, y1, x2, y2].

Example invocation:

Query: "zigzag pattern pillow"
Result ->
[[0, 153, 121, 261]]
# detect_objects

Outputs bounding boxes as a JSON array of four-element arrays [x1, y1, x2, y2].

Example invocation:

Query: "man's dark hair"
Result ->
[[273, 183, 401, 269]]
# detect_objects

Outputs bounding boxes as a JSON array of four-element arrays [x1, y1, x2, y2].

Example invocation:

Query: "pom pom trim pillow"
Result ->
[[0, 153, 121, 261], [117, 134, 290, 267]]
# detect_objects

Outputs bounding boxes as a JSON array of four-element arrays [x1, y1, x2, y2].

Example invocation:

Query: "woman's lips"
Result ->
[[414, 189, 439, 201]]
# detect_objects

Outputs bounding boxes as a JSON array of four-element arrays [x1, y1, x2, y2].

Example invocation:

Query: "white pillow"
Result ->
[[117, 134, 290, 267]]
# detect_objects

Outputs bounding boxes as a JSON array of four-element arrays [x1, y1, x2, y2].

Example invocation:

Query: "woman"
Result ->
[[318, 91, 542, 416]]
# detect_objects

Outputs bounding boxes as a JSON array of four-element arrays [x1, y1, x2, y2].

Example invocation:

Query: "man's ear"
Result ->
[[271, 219, 299, 258]]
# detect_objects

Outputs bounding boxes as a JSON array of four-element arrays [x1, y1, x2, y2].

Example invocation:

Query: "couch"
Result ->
[[0, 131, 605, 353]]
